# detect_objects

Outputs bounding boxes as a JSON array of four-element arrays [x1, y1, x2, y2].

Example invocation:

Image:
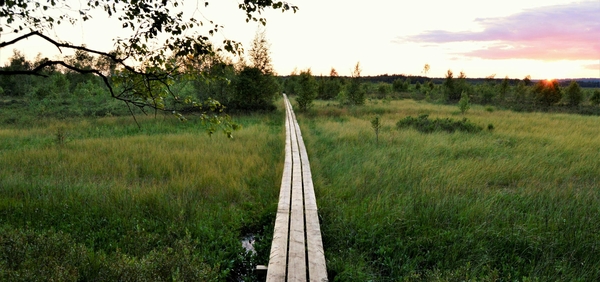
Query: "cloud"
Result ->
[[401, 1, 600, 61], [584, 63, 600, 70]]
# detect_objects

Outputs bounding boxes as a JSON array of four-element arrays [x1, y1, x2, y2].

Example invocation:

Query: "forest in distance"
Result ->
[[1, 48, 600, 127], [355, 74, 600, 88]]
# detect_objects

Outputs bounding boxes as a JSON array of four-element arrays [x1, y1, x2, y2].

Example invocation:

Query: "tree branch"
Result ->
[[0, 31, 183, 110], [0, 31, 64, 52], [0, 31, 139, 73]]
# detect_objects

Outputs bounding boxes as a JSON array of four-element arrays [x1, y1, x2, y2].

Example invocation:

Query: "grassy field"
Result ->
[[297, 99, 600, 281], [0, 111, 284, 281], [2, 97, 599, 281]]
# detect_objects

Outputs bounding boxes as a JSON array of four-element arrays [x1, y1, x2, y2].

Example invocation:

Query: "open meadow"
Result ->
[[1, 96, 599, 281], [297, 99, 600, 280], [0, 111, 284, 281]]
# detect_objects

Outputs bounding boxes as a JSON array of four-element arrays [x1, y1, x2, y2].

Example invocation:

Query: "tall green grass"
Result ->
[[298, 99, 600, 281], [0, 112, 284, 281], [4, 97, 599, 280]]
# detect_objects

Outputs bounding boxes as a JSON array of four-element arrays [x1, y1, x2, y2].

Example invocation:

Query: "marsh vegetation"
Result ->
[[298, 99, 600, 280], [2, 61, 600, 280]]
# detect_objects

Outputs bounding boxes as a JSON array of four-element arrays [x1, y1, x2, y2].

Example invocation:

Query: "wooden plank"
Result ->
[[277, 99, 293, 212], [295, 126, 318, 211], [287, 195, 307, 281], [288, 95, 328, 281], [266, 210, 290, 281], [287, 175, 306, 281], [266, 95, 294, 282], [287, 93, 306, 281], [267, 94, 328, 282], [305, 209, 328, 282]]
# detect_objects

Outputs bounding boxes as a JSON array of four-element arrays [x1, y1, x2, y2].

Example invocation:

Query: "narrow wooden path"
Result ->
[[265, 94, 328, 282]]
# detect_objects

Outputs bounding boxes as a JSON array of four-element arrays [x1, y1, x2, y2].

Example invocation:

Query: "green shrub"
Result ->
[[0, 226, 221, 281], [371, 116, 382, 146], [533, 79, 561, 106], [231, 66, 279, 112], [589, 89, 600, 106], [376, 82, 391, 98], [283, 72, 300, 95], [565, 81, 583, 106], [392, 78, 410, 92], [345, 62, 365, 105], [396, 114, 482, 133], [444, 70, 470, 102], [320, 76, 343, 100], [458, 91, 470, 114], [192, 62, 236, 105], [478, 84, 496, 104], [0, 227, 87, 281], [296, 69, 318, 112]]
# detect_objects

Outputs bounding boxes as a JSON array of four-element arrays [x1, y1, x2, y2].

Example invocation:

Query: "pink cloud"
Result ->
[[401, 1, 600, 61]]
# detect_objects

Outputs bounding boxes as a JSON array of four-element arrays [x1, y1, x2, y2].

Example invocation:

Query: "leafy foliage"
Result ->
[[392, 77, 410, 93], [345, 62, 366, 105], [371, 116, 382, 146], [523, 75, 532, 86], [591, 89, 600, 106], [444, 69, 457, 101], [476, 82, 496, 104], [0, 0, 297, 126], [283, 69, 300, 95], [296, 69, 318, 112], [1, 0, 296, 64], [318, 68, 343, 100], [232, 66, 279, 112], [396, 114, 483, 133], [181, 51, 237, 106], [565, 81, 583, 106], [458, 91, 471, 114], [0, 227, 218, 281], [498, 76, 510, 103], [533, 79, 562, 106], [249, 29, 274, 75], [444, 70, 470, 102], [376, 82, 392, 98]]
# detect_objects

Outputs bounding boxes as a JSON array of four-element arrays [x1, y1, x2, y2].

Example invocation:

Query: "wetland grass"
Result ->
[[0, 112, 284, 280], [298, 99, 600, 281]]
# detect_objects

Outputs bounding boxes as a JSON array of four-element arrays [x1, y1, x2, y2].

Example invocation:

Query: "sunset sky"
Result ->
[[1, 0, 599, 79]]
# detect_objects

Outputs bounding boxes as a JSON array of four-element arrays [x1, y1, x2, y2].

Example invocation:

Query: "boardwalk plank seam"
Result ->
[[266, 95, 328, 282]]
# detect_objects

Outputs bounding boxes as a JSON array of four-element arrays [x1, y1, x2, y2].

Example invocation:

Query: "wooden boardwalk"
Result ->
[[265, 95, 328, 282]]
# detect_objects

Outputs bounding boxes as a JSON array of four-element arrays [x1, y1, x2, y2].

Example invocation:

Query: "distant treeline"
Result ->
[[282, 67, 600, 116], [283, 74, 600, 88], [1, 48, 599, 124], [0, 49, 284, 123]]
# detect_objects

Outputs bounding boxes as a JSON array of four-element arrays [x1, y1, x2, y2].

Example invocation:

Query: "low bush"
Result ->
[[0, 226, 220, 281], [396, 114, 483, 133], [296, 69, 318, 112]]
